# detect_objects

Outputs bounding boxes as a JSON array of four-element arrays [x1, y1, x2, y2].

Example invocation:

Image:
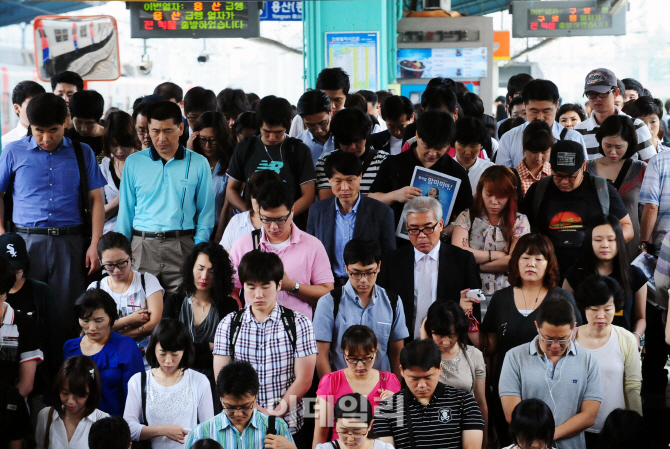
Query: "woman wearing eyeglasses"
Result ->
[[315, 393, 394, 449], [477, 234, 581, 448], [504, 398, 555, 449], [313, 326, 400, 448], [88, 232, 164, 367], [585, 115, 645, 261]]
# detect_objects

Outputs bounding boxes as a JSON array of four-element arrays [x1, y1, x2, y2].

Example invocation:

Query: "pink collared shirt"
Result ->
[[229, 225, 334, 319]]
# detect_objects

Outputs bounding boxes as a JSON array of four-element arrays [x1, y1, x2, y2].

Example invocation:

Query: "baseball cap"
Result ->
[[549, 140, 585, 175], [584, 68, 618, 94], [0, 233, 28, 271]]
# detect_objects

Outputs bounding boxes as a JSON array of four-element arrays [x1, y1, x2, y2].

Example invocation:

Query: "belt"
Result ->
[[132, 229, 195, 240], [15, 225, 85, 236]]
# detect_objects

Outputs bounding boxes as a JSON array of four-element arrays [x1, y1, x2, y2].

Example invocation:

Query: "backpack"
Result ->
[[228, 305, 297, 359], [330, 286, 399, 326], [531, 175, 610, 226]]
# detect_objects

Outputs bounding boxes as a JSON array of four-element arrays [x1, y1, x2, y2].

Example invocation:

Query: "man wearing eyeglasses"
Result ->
[[574, 68, 655, 162], [186, 360, 297, 449], [377, 196, 481, 341], [228, 180, 334, 320], [499, 294, 601, 449], [296, 90, 335, 166], [521, 140, 633, 276], [182, 86, 217, 137]]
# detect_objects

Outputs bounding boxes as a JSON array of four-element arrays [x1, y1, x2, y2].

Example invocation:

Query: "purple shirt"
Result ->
[[229, 225, 334, 319]]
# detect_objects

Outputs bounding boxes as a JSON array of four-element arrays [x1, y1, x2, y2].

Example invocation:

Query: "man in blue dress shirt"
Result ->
[[117, 101, 214, 293], [296, 89, 335, 166], [0, 93, 106, 329]]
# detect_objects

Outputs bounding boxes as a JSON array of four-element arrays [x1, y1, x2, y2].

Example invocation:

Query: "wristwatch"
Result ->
[[289, 282, 300, 295], [638, 241, 650, 253]]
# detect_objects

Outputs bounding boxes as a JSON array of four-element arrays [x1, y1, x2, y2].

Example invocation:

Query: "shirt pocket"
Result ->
[[56, 168, 80, 197]]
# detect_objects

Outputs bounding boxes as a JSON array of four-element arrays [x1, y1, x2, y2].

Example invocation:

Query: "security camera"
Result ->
[[137, 60, 153, 75], [197, 54, 209, 64]]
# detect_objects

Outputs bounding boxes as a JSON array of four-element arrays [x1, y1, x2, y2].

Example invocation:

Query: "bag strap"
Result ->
[[267, 415, 276, 435], [331, 287, 343, 320], [251, 228, 262, 251], [559, 127, 568, 140], [389, 293, 399, 328], [44, 406, 55, 449], [402, 389, 416, 449], [72, 141, 91, 226], [612, 158, 633, 191], [532, 177, 552, 228], [331, 441, 340, 449], [592, 175, 611, 217], [360, 149, 378, 175], [229, 309, 246, 360], [279, 305, 297, 353], [141, 370, 148, 425], [140, 273, 146, 295]]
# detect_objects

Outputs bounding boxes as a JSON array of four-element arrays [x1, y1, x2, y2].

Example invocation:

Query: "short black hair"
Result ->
[[334, 393, 374, 426], [595, 115, 638, 160], [297, 90, 331, 117], [357, 90, 378, 107], [509, 399, 555, 447], [245, 170, 282, 210], [217, 88, 250, 118], [234, 111, 258, 136], [237, 250, 284, 286], [256, 179, 294, 211], [340, 325, 378, 356], [454, 116, 487, 146], [51, 71, 84, 91], [190, 439, 224, 449], [507, 96, 525, 115], [345, 93, 368, 113], [424, 301, 469, 350], [102, 111, 141, 158], [535, 292, 576, 329], [132, 102, 149, 124], [216, 360, 260, 399], [416, 110, 455, 149], [330, 107, 371, 146], [257, 95, 292, 130], [146, 101, 183, 126], [400, 338, 441, 371], [621, 78, 645, 96], [74, 289, 119, 327], [324, 151, 362, 178], [145, 319, 196, 370], [575, 274, 625, 312], [627, 96, 665, 121], [97, 231, 132, 261], [557, 103, 587, 122], [88, 416, 131, 449], [380, 95, 414, 121], [183, 86, 217, 114], [375, 90, 393, 106], [458, 92, 485, 119], [153, 82, 183, 103], [421, 86, 458, 114], [69, 90, 104, 121], [499, 116, 527, 138], [178, 241, 235, 302], [521, 79, 560, 104], [506, 73, 534, 101], [316, 68, 350, 95], [599, 409, 648, 449], [27, 93, 68, 127], [522, 120, 554, 153], [343, 238, 381, 266], [12, 81, 45, 106], [0, 258, 16, 296]]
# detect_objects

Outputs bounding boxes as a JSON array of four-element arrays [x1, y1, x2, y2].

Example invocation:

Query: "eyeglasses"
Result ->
[[259, 212, 292, 225], [198, 137, 217, 146], [344, 354, 375, 365], [304, 118, 329, 130], [101, 259, 130, 271], [584, 89, 614, 99], [538, 331, 572, 347], [347, 270, 378, 280], [222, 400, 255, 415], [551, 171, 581, 181], [186, 115, 201, 122], [335, 427, 368, 437], [407, 222, 439, 236]]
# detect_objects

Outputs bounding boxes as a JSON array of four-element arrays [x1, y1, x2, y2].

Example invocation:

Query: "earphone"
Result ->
[[544, 354, 566, 416]]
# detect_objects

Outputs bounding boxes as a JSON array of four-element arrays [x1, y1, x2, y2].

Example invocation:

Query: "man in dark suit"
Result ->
[[307, 151, 396, 285], [377, 196, 481, 340]]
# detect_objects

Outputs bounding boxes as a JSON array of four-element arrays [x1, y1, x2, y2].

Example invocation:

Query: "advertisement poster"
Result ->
[[325, 32, 379, 90], [397, 47, 487, 80], [396, 166, 462, 240]]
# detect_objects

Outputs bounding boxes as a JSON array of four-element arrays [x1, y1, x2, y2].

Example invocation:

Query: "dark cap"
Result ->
[[0, 233, 28, 270], [584, 68, 618, 93], [549, 140, 585, 175]]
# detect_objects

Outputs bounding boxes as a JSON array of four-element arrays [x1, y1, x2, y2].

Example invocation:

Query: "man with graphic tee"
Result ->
[[226, 95, 316, 217], [521, 140, 633, 276]]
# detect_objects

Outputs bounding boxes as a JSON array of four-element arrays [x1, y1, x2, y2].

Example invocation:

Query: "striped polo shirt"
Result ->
[[374, 382, 484, 449], [315, 149, 389, 194], [574, 108, 656, 160]]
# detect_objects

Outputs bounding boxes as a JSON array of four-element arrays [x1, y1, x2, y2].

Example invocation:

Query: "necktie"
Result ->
[[414, 255, 432, 339]]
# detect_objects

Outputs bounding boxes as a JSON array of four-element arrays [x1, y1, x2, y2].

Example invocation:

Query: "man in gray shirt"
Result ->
[[499, 293, 601, 449]]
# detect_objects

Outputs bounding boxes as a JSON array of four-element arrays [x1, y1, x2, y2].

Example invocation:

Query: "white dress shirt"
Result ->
[[36, 408, 109, 449], [1, 123, 28, 150], [413, 240, 440, 307]]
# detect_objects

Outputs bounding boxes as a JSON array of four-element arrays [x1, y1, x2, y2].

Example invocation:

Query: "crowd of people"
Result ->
[[0, 64, 668, 449]]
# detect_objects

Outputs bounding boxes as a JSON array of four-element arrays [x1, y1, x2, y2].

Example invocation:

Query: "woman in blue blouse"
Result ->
[[64, 289, 144, 416]]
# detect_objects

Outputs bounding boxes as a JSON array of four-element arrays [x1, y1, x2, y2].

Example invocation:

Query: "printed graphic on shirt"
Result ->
[[438, 407, 452, 423], [256, 160, 284, 174], [548, 211, 583, 230]]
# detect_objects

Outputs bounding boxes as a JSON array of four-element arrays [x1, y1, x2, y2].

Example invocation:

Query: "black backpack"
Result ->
[[228, 306, 297, 359]]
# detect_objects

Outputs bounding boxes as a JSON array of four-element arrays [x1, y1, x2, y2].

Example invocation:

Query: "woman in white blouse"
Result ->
[[36, 355, 109, 449], [124, 319, 214, 448]]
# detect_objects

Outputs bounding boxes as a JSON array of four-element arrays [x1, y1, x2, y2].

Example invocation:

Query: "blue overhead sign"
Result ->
[[260, 1, 302, 21]]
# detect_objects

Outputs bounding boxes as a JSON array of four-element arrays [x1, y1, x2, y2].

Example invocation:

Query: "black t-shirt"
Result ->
[[521, 173, 628, 275], [227, 136, 316, 200], [66, 128, 103, 157], [369, 145, 473, 228], [0, 382, 30, 448], [6, 279, 36, 318], [563, 265, 647, 331]]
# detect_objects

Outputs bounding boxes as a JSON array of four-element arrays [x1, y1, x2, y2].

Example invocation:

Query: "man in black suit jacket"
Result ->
[[377, 196, 481, 341], [307, 152, 396, 284]]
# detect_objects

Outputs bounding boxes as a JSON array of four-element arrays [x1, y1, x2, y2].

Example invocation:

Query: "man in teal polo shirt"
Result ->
[[117, 101, 214, 293]]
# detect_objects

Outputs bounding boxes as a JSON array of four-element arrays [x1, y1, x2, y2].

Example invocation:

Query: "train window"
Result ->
[[55, 29, 62, 42], [80, 26, 87, 37], [62, 28, 69, 41]]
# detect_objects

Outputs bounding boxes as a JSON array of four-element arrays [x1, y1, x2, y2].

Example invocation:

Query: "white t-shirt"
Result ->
[[124, 369, 214, 449], [389, 136, 403, 155], [456, 156, 494, 193], [220, 211, 255, 250]]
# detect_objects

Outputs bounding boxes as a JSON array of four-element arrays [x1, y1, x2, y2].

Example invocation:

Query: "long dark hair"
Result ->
[[52, 355, 102, 419], [178, 242, 235, 304], [424, 301, 469, 351], [575, 215, 631, 299], [101, 111, 141, 158], [472, 166, 518, 249], [192, 111, 234, 175]]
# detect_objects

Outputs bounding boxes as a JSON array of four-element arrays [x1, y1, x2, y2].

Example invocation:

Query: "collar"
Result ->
[[517, 161, 552, 178], [244, 301, 281, 324], [343, 280, 378, 306], [308, 131, 333, 145], [219, 409, 262, 432], [149, 145, 186, 162], [414, 240, 441, 263], [404, 380, 445, 406], [456, 155, 479, 171], [1, 302, 14, 325], [52, 409, 105, 424], [529, 335, 578, 357], [28, 135, 70, 152], [335, 193, 362, 216], [260, 224, 303, 248]]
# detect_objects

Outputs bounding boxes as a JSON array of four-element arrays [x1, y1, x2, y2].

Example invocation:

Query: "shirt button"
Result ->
[[49, 184, 52, 186], [49, 199, 52, 201], [49, 168, 52, 170]]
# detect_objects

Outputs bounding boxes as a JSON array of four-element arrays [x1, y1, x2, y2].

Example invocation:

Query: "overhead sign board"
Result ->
[[512, 1, 626, 38], [129, 1, 260, 38], [260, 1, 302, 21]]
